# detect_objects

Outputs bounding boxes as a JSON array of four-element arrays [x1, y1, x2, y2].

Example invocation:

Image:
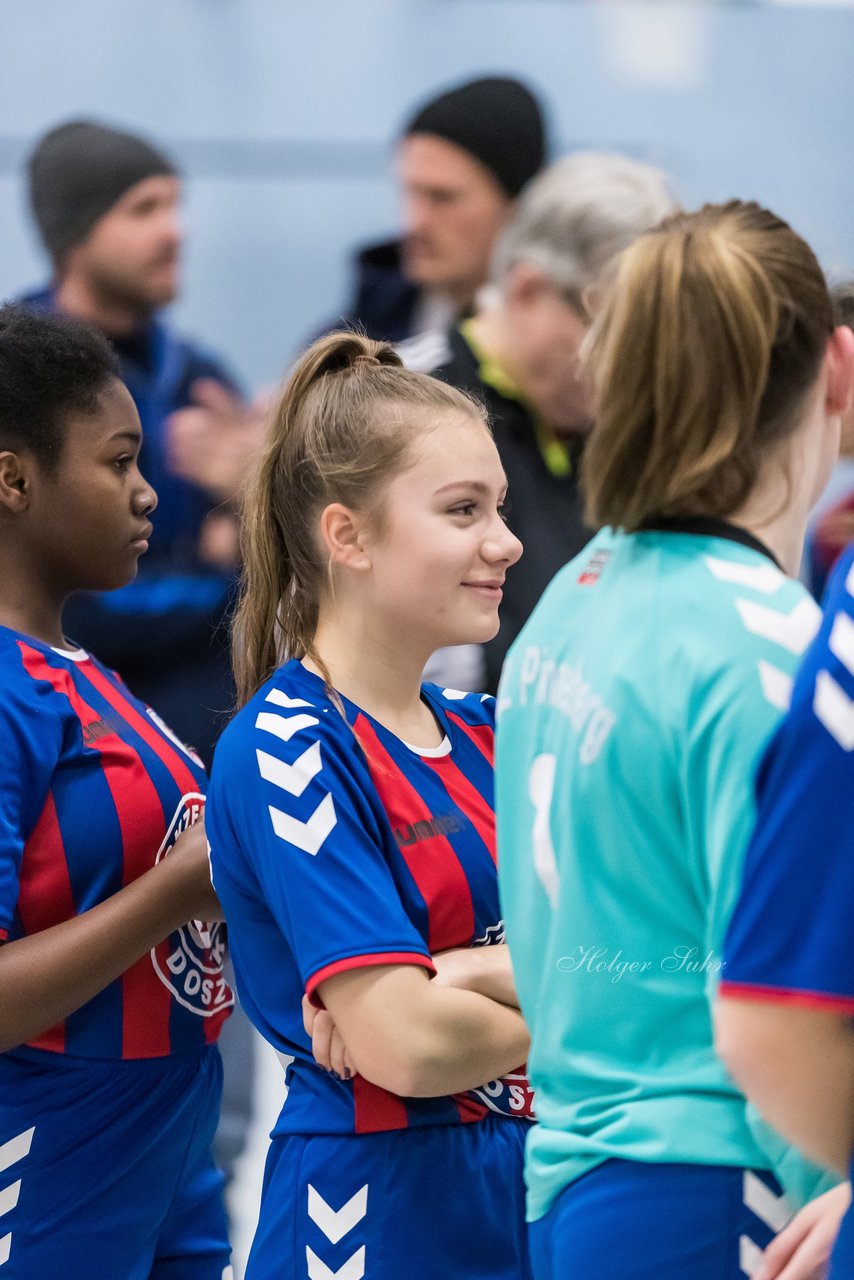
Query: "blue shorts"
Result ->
[[831, 1185, 854, 1279], [528, 1160, 790, 1280], [0, 1044, 231, 1279], [247, 1114, 531, 1280]]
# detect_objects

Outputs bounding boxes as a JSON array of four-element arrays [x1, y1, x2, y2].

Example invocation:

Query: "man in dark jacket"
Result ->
[[20, 119, 242, 766], [416, 152, 676, 692], [322, 75, 547, 343]]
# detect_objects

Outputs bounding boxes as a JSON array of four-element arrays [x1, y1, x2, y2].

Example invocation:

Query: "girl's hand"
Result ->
[[302, 994, 358, 1080], [756, 1183, 851, 1280]]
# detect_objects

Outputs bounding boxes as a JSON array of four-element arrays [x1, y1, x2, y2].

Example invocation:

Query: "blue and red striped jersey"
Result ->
[[0, 626, 233, 1058], [207, 658, 532, 1135], [722, 546, 854, 1012]]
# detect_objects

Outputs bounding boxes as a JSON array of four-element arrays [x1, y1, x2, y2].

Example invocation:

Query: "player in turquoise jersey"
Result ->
[[496, 201, 854, 1279]]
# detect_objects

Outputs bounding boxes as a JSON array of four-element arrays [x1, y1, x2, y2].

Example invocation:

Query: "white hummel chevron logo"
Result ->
[[739, 1234, 762, 1277], [847, 561, 854, 596], [814, 670, 854, 750], [0, 1128, 34, 1269], [743, 1171, 791, 1233], [308, 1184, 368, 1244], [0, 1129, 34, 1177], [270, 793, 336, 854], [255, 711, 319, 743], [829, 611, 854, 677], [306, 1245, 365, 1280], [704, 556, 784, 595], [441, 688, 467, 700], [257, 742, 322, 797], [0, 1182, 20, 1221], [734, 597, 820, 655], [266, 689, 314, 710], [757, 660, 793, 711]]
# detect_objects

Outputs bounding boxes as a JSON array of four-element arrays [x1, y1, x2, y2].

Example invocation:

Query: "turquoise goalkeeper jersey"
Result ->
[[496, 520, 833, 1222]]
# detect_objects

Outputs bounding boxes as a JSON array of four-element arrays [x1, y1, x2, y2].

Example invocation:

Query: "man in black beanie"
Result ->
[[314, 74, 547, 344], [19, 119, 242, 769]]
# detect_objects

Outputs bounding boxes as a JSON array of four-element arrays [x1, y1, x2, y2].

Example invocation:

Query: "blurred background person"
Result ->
[[21, 118, 243, 770], [419, 151, 676, 692], [323, 73, 547, 345], [164, 74, 548, 528]]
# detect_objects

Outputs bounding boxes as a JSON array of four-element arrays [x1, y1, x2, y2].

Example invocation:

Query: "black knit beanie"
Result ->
[[403, 76, 546, 198], [28, 120, 177, 258]]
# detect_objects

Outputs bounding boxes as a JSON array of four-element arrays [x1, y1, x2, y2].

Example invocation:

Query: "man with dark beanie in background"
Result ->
[[317, 74, 547, 343], [20, 118, 242, 769]]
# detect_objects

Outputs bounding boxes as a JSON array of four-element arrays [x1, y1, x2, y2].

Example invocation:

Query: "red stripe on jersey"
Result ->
[[352, 1073, 410, 1133], [453, 1093, 490, 1124], [425, 755, 496, 867], [0, 929, 7, 941], [79, 662, 198, 799], [447, 711, 494, 767], [17, 791, 71, 1053], [18, 643, 173, 1057], [718, 980, 854, 1015], [353, 715, 475, 953], [306, 951, 436, 1009]]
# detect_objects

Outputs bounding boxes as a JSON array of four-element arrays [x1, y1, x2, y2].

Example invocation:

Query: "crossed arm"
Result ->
[[305, 943, 527, 1098]]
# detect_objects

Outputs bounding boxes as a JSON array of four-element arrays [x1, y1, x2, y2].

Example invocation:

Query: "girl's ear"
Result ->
[[318, 502, 371, 571], [0, 451, 32, 513], [825, 325, 854, 418]]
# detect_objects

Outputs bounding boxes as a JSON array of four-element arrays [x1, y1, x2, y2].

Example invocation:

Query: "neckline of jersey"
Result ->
[[289, 659, 457, 759], [637, 515, 782, 571], [0, 623, 90, 662]]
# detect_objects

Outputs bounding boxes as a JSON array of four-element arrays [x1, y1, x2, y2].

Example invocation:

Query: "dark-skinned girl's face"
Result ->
[[23, 377, 157, 595]]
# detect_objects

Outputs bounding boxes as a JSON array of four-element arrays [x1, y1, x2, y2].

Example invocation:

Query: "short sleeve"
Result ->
[[722, 549, 854, 1011], [0, 680, 63, 939], [209, 697, 434, 1003]]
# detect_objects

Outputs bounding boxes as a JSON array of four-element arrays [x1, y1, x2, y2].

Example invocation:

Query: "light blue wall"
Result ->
[[2, 0, 853, 390]]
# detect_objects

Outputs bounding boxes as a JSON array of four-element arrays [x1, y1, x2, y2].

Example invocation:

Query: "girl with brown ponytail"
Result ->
[[496, 202, 854, 1279], [207, 332, 534, 1278]]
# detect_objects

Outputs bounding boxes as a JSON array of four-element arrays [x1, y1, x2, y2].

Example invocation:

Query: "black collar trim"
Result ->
[[638, 515, 782, 572]]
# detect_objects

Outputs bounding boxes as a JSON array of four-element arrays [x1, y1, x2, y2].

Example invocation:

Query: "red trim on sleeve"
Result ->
[[0, 929, 7, 942], [306, 951, 435, 1008], [719, 980, 854, 1016]]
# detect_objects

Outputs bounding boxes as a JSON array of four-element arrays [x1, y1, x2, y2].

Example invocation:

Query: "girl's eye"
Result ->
[[450, 502, 476, 517], [114, 456, 133, 472], [498, 500, 511, 522]]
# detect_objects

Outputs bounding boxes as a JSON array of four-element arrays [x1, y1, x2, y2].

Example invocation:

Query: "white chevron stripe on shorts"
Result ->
[[739, 1233, 763, 1277], [742, 1171, 791, 1233], [0, 1130, 34, 1177], [0, 1127, 34, 1269]]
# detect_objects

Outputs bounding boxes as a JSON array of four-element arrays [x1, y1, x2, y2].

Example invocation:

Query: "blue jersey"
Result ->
[[207, 658, 533, 1136], [0, 626, 233, 1058], [723, 545, 854, 1010]]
